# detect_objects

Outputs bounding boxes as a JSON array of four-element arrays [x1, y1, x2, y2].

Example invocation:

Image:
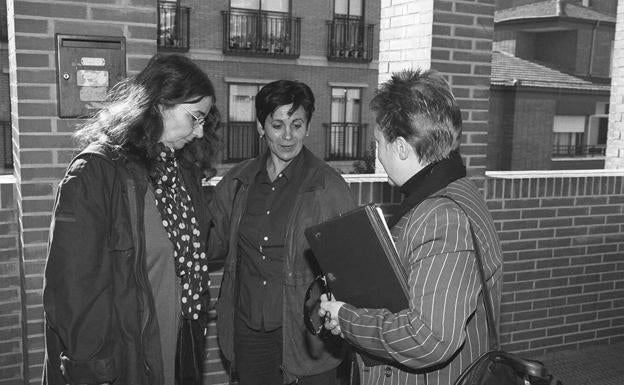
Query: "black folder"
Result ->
[[304, 204, 409, 312]]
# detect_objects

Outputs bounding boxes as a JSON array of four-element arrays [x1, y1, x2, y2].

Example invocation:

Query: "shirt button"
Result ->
[[263, 236, 268, 241], [261, 255, 266, 260], [271, 187, 275, 191], [278, 173, 283, 178], [385, 367, 392, 377], [266, 210, 270, 215], [262, 280, 267, 285]]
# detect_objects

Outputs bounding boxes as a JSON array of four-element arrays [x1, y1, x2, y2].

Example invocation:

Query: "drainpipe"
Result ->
[[588, 20, 600, 76]]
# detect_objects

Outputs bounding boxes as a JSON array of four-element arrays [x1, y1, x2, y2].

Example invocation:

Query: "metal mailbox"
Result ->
[[56, 34, 126, 118]]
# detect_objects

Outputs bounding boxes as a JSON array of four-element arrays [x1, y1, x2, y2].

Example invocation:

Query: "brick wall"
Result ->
[[6, 0, 157, 382], [486, 171, 624, 355], [0, 177, 21, 385], [511, 93, 555, 170], [431, 0, 493, 180], [378, 0, 433, 81]]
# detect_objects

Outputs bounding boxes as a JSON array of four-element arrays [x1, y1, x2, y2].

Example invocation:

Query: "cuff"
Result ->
[[60, 353, 115, 384], [337, 303, 358, 332]]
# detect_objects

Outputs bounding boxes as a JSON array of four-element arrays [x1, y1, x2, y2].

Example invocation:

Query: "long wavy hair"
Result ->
[[74, 54, 221, 179]]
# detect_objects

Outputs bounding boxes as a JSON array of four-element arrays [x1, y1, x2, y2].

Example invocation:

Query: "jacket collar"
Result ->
[[388, 150, 466, 228], [230, 146, 328, 192]]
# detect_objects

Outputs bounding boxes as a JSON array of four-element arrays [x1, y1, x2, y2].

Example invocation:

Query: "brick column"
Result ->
[[377, 0, 494, 181], [0, 178, 21, 384], [605, 1, 624, 168], [6, 0, 157, 382]]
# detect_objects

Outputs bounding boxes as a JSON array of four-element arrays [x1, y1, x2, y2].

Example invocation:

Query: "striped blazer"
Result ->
[[337, 177, 503, 385]]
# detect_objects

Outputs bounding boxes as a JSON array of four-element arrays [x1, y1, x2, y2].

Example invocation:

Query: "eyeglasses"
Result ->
[[303, 275, 333, 335], [181, 104, 206, 127]]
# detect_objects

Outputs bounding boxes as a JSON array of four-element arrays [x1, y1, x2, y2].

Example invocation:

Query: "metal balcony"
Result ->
[[224, 121, 266, 162], [552, 144, 606, 157], [222, 10, 301, 58], [326, 18, 374, 63], [324, 122, 368, 160]]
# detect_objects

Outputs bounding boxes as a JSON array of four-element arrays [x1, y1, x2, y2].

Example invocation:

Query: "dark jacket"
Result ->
[[210, 147, 356, 383], [42, 144, 211, 385]]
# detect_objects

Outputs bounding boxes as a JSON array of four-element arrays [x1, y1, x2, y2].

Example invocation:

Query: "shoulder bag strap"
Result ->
[[436, 195, 500, 351]]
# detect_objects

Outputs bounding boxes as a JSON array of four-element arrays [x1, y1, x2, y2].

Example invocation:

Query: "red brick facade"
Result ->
[[486, 171, 624, 355], [0, 179, 21, 385]]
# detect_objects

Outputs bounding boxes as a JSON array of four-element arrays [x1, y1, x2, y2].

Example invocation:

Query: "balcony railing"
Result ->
[[552, 144, 606, 157], [324, 122, 367, 160], [1, 121, 12, 169], [158, 2, 190, 51], [222, 10, 301, 58], [326, 18, 374, 62], [225, 121, 266, 162]]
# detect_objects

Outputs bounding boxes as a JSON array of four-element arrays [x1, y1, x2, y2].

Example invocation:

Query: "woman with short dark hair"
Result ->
[[43, 54, 220, 385], [210, 79, 356, 385]]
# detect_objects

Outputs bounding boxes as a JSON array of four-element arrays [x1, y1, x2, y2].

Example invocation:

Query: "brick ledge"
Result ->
[[485, 169, 624, 179], [0, 174, 16, 184]]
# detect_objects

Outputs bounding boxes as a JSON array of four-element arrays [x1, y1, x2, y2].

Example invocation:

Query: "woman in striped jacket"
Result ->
[[320, 69, 503, 385]]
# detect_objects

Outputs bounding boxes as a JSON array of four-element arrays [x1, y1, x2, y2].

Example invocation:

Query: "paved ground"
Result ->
[[535, 342, 624, 385]]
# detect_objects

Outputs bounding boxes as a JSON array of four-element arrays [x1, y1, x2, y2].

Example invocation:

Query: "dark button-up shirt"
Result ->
[[237, 152, 305, 331]]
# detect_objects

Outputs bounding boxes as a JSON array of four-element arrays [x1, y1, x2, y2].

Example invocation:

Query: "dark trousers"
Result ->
[[234, 315, 342, 385]]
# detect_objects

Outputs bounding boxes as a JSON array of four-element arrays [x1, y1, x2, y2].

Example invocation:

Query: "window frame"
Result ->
[[333, 0, 364, 19], [225, 81, 267, 162], [230, 0, 292, 15], [330, 86, 363, 124]]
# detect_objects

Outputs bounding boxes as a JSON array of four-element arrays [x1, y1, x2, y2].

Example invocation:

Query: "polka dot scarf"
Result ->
[[151, 146, 209, 320]]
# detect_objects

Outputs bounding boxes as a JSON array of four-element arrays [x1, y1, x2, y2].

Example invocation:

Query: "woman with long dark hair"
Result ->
[[43, 54, 220, 385]]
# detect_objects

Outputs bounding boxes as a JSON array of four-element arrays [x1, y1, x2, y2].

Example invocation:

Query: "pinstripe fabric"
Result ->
[[337, 177, 503, 385]]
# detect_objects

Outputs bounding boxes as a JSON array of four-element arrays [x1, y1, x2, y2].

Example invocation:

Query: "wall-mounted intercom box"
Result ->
[[56, 34, 126, 118]]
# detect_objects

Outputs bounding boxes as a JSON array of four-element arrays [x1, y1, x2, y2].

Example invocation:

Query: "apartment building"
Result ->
[[488, 0, 616, 171], [158, 0, 380, 174]]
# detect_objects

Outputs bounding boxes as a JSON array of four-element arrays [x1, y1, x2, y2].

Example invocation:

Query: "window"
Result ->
[[334, 0, 362, 18], [232, 0, 289, 13], [552, 115, 586, 157], [587, 102, 609, 156], [226, 84, 265, 161], [327, 87, 363, 160], [158, 1, 190, 51]]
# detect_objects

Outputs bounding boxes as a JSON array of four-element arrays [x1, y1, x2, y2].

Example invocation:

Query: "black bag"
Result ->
[[175, 316, 207, 385], [454, 350, 560, 385], [452, 196, 561, 385]]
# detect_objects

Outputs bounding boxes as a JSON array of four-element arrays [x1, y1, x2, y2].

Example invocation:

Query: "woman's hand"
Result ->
[[319, 294, 345, 337]]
